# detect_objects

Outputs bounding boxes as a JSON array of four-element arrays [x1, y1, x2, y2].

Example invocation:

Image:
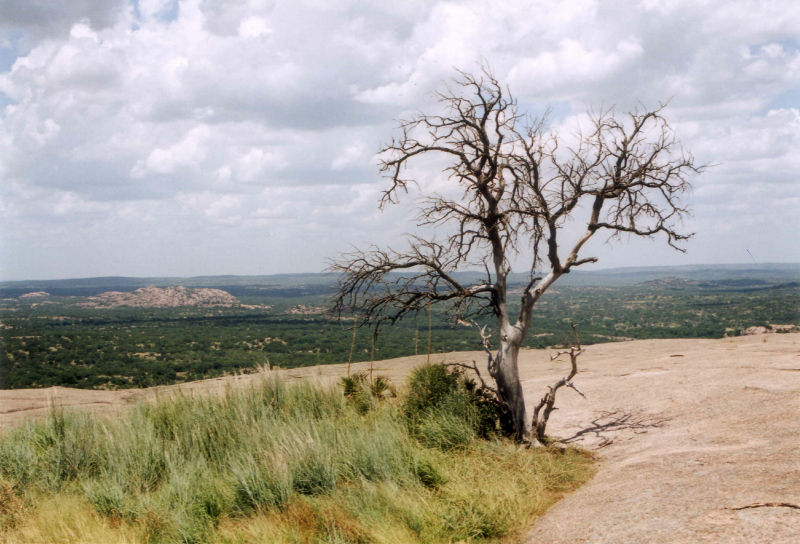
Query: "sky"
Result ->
[[0, 0, 798, 281]]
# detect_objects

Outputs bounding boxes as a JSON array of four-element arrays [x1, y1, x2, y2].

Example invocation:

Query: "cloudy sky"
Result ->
[[1, 0, 798, 280]]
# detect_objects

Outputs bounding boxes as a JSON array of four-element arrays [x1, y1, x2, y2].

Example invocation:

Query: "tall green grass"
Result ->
[[0, 372, 593, 543]]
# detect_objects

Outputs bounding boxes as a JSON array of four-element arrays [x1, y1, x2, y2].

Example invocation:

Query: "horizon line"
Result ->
[[2, 261, 800, 284]]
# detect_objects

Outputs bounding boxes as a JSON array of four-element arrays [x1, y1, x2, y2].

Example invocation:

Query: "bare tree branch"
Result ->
[[330, 66, 704, 441], [532, 330, 586, 442]]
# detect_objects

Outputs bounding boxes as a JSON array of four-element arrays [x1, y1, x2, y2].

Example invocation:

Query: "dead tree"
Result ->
[[331, 67, 703, 442], [532, 325, 586, 442]]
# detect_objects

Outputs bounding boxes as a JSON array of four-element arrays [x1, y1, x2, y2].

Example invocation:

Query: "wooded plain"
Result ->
[[1, 265, 798, 390]]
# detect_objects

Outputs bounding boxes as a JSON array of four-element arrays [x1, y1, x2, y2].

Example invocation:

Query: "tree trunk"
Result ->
[[491, 338, 529, 441]]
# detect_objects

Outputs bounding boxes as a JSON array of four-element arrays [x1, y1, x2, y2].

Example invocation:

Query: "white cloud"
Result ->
[[138, 0, 176, 22], [0, 0, 127, 41], [1, 0, 799, 278], [142, 125, 211, 175], [238, 16, 271, 38], [508, 38, 644, 96], [330, 141, 368, 171]]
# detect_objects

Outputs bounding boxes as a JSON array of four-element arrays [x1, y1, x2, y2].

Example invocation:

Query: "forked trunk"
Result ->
[[490, 339, 529, 441]]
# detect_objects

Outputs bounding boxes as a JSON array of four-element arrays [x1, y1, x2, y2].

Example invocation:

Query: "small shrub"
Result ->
[[403, 365, 461, 419], [371, 376, 395, 399], [403, 364, 509, 446], [340, 372, 365, 398], [340, 371, 395, 414], [461, 379, 515, 438]]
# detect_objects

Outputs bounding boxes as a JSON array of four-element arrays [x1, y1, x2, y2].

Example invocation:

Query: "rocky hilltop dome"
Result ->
[[83, 286, 240, 308], [18, 291, 50, 299]]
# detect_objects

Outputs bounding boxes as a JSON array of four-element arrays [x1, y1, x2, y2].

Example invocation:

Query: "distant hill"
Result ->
[[1, 264, 798, 298], [79, 286, 240, 308], [18, 291, 50, 299], [547, 263, 800, 287], [0, 274, 339, 298]]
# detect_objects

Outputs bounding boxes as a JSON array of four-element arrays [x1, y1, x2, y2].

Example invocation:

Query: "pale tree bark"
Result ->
[[331, 66, 703, 442], [532, 325, 587, 442]]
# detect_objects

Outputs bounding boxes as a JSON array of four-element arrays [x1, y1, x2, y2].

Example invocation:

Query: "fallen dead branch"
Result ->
[[727, 502, 800, 511]]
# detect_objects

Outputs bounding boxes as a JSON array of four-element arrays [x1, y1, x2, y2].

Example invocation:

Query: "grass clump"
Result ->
[[0, 478, 25, 532], [0, 371, 593, 544], [340, 371, 395, 414], [231, 455, 292, 513]]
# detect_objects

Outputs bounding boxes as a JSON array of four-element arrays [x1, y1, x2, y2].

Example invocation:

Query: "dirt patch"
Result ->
[[1, 334, 799, 542]]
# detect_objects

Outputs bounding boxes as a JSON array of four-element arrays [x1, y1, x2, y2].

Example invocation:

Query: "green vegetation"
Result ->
[[403, 364, 512, 446], [1, 268, 798, 390], [0, 374, 593, 543]]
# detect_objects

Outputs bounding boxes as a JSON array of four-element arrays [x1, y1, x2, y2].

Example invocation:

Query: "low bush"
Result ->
[[340, 371, 395, 414], [403, 363, 512, 448], [403, 364, 461, 417]]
